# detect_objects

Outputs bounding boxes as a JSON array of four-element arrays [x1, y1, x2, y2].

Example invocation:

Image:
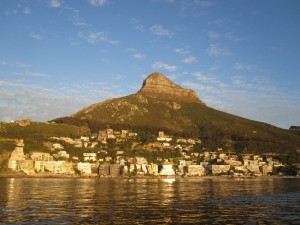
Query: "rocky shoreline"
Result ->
[[0, 172, 298, 180]]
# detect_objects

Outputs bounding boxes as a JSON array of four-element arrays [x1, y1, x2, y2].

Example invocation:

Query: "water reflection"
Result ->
[[0, 177, 300, 224], [162, 178, 175, 184]]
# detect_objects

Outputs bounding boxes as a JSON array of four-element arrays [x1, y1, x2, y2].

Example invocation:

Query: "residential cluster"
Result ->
[[7, 129, 288, 177]]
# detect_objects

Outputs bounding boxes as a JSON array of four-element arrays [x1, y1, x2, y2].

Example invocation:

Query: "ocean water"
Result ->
[[0, 177, 300, 224]]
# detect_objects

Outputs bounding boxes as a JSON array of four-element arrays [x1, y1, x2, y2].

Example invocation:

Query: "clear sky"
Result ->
[[0, 0, 299, 129]]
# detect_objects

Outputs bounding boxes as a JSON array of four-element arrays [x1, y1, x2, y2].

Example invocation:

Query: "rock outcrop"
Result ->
[[137, 72, 205, 104]]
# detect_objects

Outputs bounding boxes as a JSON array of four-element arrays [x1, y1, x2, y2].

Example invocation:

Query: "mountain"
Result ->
[[69, 72, 206, 132], [54, 72, 300, 153]]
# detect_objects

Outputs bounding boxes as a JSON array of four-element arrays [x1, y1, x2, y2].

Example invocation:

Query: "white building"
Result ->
[[34, 161, 74, 174], [159, 164, 175, 176], [31, 152, 53, 161], [77, 162, 92, 174], [187, 165, 205, 176], [8, 140, 26, 170], [81, 136, 89, 142]]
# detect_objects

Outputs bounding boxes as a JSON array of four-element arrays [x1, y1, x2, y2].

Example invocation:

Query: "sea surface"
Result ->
[[0, 177, 300, 224]]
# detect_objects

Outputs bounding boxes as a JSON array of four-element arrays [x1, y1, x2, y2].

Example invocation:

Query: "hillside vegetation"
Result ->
[[53, 94, 300, 154], [0, 122, 90, 154]]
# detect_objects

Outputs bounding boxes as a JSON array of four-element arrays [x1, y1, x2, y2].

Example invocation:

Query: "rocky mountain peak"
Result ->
[[141, 72, 180, 89], [138, 72, 205, 104]]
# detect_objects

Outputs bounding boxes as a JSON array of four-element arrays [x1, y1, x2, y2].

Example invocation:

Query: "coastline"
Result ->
[[0, 173, 299, 180]]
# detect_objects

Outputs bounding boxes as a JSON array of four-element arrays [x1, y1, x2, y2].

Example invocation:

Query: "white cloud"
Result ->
[[23, 7, 31, 15], [174, 48, 190, 54], [192, 72, 217, 83], [182, 71, 300, 128], [113, 74, 126, 80], [126, 48, 146, 60], [179, 0, 216, 17], [206, 44, 231, 57], [49, 0, 62, 8], [62, 5, 90, 28], [166, 74, 179, 80], [231, 77, 252, 89], [152, 61, 177, 72], [29, 32, 43, 40], [133, 53, 146, 60], [79, 31, 120, 45], [208, 17, 232, 27], [88, 32, 104, 43], [233, 62, 258, 72], [130, 18, 145, 32], [207, 31, 219, 40], [195, 0, 216, 7], [183, 81, 219, 95], [149, 25, 174, 37], [180, 0, 216, 13], [225, 32, 245, 42], [69, 13, 89, 27], [182, 56, 197, 63], [0, 60, 30, 68], [88, 0, 107, 7], [12, 71, 50, 78], [0, 79, 121, 122]]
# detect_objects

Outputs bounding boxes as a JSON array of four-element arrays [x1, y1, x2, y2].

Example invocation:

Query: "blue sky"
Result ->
[[0, 0, 299, 129]]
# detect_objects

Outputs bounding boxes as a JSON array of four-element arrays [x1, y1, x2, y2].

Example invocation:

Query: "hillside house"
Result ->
[[110, 164, 121, 176], [121, 130, 129, 138], [81, 136, 89, 142], [225, 159, 243, 166], [129, 164, 135, 173], [157, 131, 172, 142], [99, 164, 110, 176], [135, 157, 148, 165], [107, 129, 114, 135], [18, 160, 34, 174], [105, 156, 112, 162], [261, 164, 273, 175], [234, 165, 248, 173], [107, 133, 116, 139], [31, 152, 53, 161], [117, 151, 124, 155], [219, 153, 228, 160], [208, 164, 231, 175], [55, 151, 70, 159], [83, 153, 97, 162], [147, 163, 159, 175], [52, 143, 64, 150], [113, 131, 121, 135], [158, 131, 165, 138], [128, 132, 138, 137], [162, 142, 171, 148], [187, 165, 205, 176], [74, 139, 83, 148]]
